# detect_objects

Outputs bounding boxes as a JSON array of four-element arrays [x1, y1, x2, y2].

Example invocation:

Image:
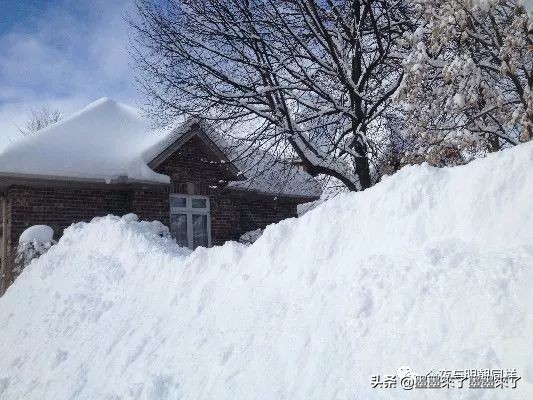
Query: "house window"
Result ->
[[170, 194, 211, 249]]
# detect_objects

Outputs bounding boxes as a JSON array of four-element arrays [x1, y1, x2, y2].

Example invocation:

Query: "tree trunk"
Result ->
[[355, 155, 371, 190], [487, 134, 501, 153]]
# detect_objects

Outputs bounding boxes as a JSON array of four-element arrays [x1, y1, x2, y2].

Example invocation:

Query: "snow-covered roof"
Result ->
[[0, 98, 321, 198]]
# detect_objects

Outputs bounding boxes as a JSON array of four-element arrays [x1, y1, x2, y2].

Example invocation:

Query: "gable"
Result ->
[[147, 123, 243, 181], [153, 135, 240, 184]]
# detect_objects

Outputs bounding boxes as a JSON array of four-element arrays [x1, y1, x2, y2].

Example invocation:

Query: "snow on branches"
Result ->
[[132, 0, 531, 184], [398, 0, 533, 161]]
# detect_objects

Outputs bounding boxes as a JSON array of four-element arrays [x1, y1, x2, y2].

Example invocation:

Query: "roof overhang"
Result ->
[[219, 185, 320, 204], [0, 172, 168, 193]]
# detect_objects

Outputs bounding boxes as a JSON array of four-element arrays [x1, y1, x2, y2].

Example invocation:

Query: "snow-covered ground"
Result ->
[[0, 143, 532, 399]]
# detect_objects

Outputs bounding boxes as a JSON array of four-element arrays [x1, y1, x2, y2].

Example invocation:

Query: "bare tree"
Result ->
[[130, 0, 414, 191], [19, 107, 63, 136]]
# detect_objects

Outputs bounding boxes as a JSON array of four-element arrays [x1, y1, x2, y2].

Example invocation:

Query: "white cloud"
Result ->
[[0, 95, 90, 147], [0, 0, 139, 151]]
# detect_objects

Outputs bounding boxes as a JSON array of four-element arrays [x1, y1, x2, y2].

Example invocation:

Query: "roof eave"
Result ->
[[225, 186, 321, 203], [0, 172, 169, 193]]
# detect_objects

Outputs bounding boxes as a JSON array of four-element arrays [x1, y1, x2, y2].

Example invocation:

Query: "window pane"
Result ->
[[170, 197, 187, 208], [191, 198, 207, 209], [170, 214, 188, 247], [192, 214, 208, 249]]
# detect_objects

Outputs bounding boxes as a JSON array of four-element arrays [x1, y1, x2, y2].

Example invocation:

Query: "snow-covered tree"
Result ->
[[398, 0, 532, 161], [19, 107, 63, 136], [131, 0, 415, 191]]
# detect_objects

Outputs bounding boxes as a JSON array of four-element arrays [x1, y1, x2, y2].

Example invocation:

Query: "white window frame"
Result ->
[[170, 194, 212, 249]]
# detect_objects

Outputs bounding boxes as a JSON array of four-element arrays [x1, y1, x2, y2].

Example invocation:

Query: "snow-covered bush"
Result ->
[[14, 225, 55, 273]]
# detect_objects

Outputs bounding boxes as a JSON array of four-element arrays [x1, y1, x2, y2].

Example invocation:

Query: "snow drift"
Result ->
[[0, 144, 532, 400]]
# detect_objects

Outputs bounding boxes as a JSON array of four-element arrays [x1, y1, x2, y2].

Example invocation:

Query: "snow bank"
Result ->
[[0, 144, 532, 399]]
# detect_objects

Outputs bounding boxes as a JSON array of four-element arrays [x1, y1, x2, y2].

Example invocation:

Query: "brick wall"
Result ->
[[131, 188, 170, 227], [6, 186, 131, 244]]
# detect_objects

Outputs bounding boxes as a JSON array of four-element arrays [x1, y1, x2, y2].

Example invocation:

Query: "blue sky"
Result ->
[[0, 0, 52, 34], [0, 0, 139, 148]]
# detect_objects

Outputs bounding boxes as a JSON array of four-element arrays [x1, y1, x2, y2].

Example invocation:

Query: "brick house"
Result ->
[[0, 98, 320, 293]]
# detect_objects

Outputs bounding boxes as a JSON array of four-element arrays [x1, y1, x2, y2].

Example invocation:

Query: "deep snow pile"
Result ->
[[0, 144, 532, 400]]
